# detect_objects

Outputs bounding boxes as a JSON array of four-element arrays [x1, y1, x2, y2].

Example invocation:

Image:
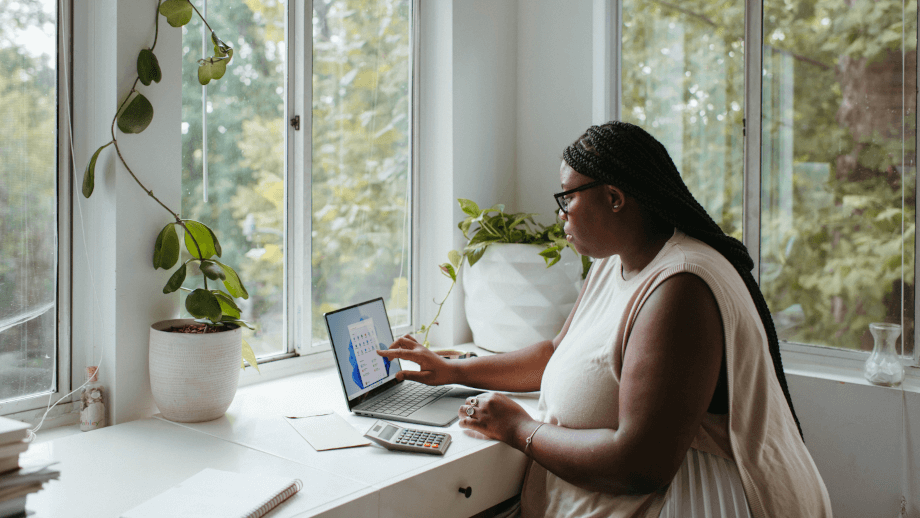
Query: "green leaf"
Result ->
[[186, 288, 222, 322], [158, 0, 193, 27], [211, 32, 233, 60], [117, 93, 154, 134], [448, 250, 461, 268], [200, 260, 226, 281], [439, 263, 456, 281], [137, 49, 162, 86], [241, 338, 260, 372], [458, 218, 473, 238], [214, 261, 249, 299], [153, 223, 180, 270], [458, 199, 480, 217], [213, 290, 240, 319], [467, 231, 502, 248], [581, 255, 592, 279], [182, 220, 221, 259], [467, 246, 487, 267], [225, 319, 255, 330], [197, 57, 230, 85], [82, 142, 111, 198], [162, 263, 187, 294]]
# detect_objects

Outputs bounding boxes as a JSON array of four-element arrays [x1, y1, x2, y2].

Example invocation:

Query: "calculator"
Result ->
[[364, 420, 451, 455]]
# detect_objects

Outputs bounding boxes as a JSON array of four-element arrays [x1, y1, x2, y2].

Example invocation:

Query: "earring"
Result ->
[[613, 204, 620, 210]]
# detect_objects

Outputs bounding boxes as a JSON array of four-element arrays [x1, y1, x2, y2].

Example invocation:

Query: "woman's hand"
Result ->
[[458, 392, 535, 446], [376, 334, 456, 386]]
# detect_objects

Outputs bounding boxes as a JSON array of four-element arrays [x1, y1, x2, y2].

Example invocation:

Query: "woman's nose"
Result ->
[[558, 208, 567, 220]]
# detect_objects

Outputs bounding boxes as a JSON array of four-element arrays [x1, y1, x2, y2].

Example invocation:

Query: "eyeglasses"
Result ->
[[554, 181, 604, 214]]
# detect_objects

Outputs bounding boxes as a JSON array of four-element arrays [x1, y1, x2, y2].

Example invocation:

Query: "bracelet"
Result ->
[[524, 422, 544, 455]]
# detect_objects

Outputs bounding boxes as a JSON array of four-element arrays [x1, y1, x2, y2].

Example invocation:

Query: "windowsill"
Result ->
[[24, 353, 535, 517], [780, 342, 920, 394]]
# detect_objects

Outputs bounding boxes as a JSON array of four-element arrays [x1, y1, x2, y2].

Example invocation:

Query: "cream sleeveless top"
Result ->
[[519, 230, 832, 518]]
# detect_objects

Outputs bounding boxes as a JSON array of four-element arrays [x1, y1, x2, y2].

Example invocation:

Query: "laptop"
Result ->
[[324, 298, 480, 427]]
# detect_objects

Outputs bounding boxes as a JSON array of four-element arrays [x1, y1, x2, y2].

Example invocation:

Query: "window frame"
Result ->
[[240, 0, 421, 380], [609, 0, 920, 374], [0, 0, 74, 419]]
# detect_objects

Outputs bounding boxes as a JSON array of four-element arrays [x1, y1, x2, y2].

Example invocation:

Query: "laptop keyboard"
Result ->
[[362, 382, 452, 416]]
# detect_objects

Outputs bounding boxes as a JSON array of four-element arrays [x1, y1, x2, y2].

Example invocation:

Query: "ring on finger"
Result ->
[[466, 406, 475, 417], [469, 397, 478, 407]]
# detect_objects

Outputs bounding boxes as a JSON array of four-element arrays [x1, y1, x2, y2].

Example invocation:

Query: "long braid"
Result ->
[[563, 121, 804, 440]]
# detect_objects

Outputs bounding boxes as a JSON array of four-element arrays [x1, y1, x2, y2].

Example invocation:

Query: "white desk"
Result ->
[[23, 361, 538, 517]]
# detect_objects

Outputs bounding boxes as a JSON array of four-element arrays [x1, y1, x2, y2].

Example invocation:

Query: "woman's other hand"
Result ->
[[376, 334, 456, 385], [458, 393, 535, 446]]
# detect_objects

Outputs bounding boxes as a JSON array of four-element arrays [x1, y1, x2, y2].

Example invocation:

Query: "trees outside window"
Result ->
[[622, 0, 916, 357], [0, 0, 59, 403], [181, 0, 413, 357]]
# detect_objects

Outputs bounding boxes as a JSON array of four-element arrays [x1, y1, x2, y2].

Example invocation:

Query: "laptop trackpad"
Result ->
[[444, 386, 485, 400], [408, 395, 468, 427]]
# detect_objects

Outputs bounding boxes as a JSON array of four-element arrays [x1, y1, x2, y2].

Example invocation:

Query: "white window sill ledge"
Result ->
[[781, 342, 920, 394]]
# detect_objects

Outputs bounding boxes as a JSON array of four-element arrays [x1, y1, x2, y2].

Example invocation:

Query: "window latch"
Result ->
[[290, 115, 300, 131]]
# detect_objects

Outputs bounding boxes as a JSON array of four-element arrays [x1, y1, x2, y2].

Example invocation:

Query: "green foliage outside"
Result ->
[[310, 0, 412, 341], [0, 0, 56, 400], [181, 0, 412, 351], [181, 0, 288, 355], [623, 0, 916, 352]]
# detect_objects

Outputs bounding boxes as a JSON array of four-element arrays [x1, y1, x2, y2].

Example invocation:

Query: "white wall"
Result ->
[[787, 372, 920, 518], [72, 0, 182, 424], [515, 0, 593, 222], [417, 0, 519, 348]]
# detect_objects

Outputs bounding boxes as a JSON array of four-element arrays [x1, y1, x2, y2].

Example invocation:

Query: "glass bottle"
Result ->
[[80, 366, 106, 431], [864, 323, 905, 387]]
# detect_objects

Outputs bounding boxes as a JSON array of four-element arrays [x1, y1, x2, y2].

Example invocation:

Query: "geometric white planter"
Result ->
[[463, 243, 583, 353], [149, 319, 242, 423]]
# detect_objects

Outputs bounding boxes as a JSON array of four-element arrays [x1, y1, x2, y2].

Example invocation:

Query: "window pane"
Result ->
[[621, 1, 745, 238], [182, 0, 287, 358], [0, 0, 57, 402], [761, 1, 917, 354], [312, 0, 412, 344]]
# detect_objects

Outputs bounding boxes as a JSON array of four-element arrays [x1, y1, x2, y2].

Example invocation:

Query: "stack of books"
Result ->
[[0, 417, 59, 518]]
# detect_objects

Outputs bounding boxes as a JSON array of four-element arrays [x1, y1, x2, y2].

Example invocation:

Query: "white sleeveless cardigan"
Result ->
[[520, 230, 832, 517]]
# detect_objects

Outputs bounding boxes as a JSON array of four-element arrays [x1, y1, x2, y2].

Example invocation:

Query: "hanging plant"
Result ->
[[82, 0, 257, 370]]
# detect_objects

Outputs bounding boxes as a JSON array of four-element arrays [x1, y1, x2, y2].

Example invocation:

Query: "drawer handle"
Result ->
[[458, 486, 472, 498]]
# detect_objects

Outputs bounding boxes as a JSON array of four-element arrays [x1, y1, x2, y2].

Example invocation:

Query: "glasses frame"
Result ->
[[554, 181, 604, 214]]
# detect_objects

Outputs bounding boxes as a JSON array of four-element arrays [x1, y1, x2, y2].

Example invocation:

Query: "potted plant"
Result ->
[[82, 0, 258, 423], [419, 199, 591, 354]]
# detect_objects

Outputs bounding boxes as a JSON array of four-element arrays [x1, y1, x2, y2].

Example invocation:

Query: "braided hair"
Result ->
[[563, 121, 803, 439]]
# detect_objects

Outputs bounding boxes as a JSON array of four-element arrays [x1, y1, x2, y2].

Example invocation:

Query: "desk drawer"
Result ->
[[379, 444, 527, 518]]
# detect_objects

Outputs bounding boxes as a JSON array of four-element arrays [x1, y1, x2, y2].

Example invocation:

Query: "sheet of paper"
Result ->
[[284, 408, 333, 419], [285, 413, 370, 451]]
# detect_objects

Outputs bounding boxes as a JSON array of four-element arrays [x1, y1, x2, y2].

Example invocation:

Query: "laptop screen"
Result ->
[[324, 298, 402, 402]]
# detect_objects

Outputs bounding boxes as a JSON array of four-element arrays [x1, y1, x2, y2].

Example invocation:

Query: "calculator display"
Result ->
[[379, 424, 398, 441]]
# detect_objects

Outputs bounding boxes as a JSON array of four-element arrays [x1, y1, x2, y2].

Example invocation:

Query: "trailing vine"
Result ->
[[81, 0, 257, 368]]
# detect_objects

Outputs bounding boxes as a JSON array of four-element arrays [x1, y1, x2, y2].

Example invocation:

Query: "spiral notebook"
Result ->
[[121, 468, 302, 518]]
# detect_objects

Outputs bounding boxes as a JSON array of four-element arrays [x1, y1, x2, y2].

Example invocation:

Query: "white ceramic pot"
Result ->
[[463, 243, 583, 352], [149, 319, 242, 423]]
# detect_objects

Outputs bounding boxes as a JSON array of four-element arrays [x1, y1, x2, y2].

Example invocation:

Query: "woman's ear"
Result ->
[[607, 186, 626, 212]]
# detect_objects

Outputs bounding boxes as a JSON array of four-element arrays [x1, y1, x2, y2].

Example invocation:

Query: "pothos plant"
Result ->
[[81, 0, 258, 370], [417, 198, 592, 347]]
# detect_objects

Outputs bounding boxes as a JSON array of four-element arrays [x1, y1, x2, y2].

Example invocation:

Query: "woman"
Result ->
[[377, 122, 832, 517]]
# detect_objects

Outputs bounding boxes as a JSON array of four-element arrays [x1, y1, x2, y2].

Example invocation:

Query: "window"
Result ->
[[0, 0, 65, 408], [310, 0, 413, 345], [759, 0, 916, 357], [621, 1, 918, 362], [181, 0, 289, 360], [181, 0, 414, 360]]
